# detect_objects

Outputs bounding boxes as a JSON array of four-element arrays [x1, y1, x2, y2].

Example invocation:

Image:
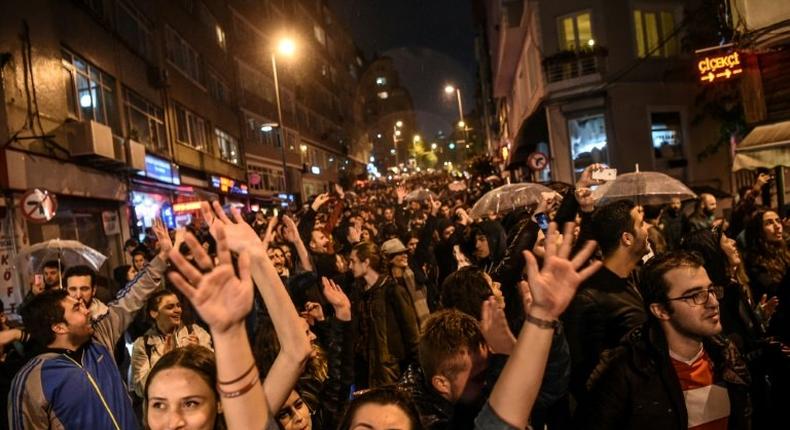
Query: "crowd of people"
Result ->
[[0, 164, 788, 430]]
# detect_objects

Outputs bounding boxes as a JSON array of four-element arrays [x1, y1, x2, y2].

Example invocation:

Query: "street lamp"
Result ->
[[271, 36, 297, 194], [395, 120, 403, 128], [444, 84, 468, 144]]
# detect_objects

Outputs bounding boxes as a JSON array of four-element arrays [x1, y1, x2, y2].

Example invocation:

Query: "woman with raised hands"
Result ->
[[197, 201, 315, 414]]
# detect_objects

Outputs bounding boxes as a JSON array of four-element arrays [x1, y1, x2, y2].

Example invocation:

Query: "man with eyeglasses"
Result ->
[[575, 251, 752, 429]]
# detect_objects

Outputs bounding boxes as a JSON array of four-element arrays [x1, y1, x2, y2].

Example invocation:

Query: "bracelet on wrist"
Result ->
[[217, 361, 257, 385], [216, 372, 259, 398], [524, 313, 561, 330]]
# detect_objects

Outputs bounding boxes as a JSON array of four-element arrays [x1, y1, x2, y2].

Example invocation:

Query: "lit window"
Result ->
[[568, 114, 608, 175], [124, 88, 166, 154], [633, 8, 679, 58], [216, 128, 240, 165], [376, 77, 387, 86], [62, 48, 121, 133], [558, 12, 593, 50], [174, 104, 208, 151]]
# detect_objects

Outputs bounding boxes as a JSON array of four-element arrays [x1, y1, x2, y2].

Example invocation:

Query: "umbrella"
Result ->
[[448, 181, 467, 192], [404, 188, 439, 202], [592, 171, 697, 207], [15, 239, 108, 286], [470, 183, 554, 219]]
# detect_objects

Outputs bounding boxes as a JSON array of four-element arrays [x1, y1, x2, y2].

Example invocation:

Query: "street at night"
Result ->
[[0, 1, 789, 429]]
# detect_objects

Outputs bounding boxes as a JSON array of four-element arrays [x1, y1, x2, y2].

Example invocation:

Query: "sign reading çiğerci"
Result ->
[[696, 44, 743, 84]]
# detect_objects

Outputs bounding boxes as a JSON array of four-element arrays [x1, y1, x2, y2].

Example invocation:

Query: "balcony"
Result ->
[[543, 47, 607, 84]]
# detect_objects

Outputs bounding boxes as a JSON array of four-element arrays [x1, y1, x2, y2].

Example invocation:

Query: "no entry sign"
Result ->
[[21, 189, 58, 223]]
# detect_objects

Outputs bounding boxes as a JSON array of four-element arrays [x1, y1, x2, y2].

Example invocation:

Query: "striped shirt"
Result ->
[[670, 347, 730, 430]]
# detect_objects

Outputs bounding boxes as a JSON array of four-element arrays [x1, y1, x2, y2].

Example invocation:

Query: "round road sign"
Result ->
[[21, 189, 58, 223]]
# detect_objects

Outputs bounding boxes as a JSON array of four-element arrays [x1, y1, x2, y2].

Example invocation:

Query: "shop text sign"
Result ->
[[210, 175, 249, 195], [696, 46, 742, 84]]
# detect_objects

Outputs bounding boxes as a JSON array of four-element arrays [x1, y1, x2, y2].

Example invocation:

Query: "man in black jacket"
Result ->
[[562, 199, 650, 402], [576, 251, 751, 429]]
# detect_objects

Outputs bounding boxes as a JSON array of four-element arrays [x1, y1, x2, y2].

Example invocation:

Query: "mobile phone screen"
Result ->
[[535, 213, 550, 233]]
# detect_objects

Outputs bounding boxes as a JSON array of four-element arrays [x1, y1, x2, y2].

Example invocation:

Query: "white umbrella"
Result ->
[[15, 239, 108, 288], [470, 183, 554, 219], [592, 171, 697, 206]]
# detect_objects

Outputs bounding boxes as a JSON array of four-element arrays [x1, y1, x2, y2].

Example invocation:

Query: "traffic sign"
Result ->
[[527, 152, 549, 171], [21, 189, 58, 223]]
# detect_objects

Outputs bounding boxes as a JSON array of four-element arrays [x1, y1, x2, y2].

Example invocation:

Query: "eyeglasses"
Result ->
[[665, 286, 724, 306]]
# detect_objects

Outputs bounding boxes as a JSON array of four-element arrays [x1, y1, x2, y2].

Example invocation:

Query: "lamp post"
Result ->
[[393, 120, 402, 167], [271, 37, 296, 194], [444, 84, 469, 145]]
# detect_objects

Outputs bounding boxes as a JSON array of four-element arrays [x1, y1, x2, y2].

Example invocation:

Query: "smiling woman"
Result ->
[[145, 345, 224, 430]]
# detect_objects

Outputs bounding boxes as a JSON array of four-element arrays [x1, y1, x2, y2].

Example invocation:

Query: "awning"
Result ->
[[733, 120, 790, 171]]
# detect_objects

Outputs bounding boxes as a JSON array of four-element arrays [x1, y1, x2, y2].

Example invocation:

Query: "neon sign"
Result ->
[[696, 47, 742, 84]]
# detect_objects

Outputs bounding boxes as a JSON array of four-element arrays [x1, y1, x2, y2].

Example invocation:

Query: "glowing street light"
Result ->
[[430, 143, 437, 150], [444, 85, 456, 95], [444, 83, 468, 144], [413, 134, 421, 143], [395, 120, 403, 128], [458, 120, 466, 128], [271, 36, 298, 193]]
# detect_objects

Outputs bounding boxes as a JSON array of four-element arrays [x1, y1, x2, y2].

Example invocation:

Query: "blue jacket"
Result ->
[[9, 256, 167, 429]]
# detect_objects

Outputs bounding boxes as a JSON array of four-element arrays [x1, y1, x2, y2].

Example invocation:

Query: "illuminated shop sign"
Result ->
[[210, 175, 249, 195], [696, 45, 743, 84], [144, 155, 181, 185], [173, 201, 203, 213]]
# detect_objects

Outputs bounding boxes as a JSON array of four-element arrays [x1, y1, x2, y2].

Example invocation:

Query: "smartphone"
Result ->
[[592, 168, 617, 181], [535, 213, 550, 233], [34, 274, 43, 285]]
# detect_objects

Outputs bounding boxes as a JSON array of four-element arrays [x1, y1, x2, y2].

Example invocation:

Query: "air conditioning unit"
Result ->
[[127, 139, 146, 171], [69, 120, 115, 158]]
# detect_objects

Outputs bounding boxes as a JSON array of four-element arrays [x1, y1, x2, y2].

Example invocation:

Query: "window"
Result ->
[[175, 104, 208, 151], [247, 163, 285, 192], [238, 60, 275, 104], [375, 76, 387, 86], [198, 2, 227, 51], [633, 8, 679, 58], [568, 114, 608, 174], [558, 12, 593, 50], [245, 116, 279, 147], [165, 26, 203, 84], [62, 49, 121, 133], [116, 2, 154, 60], [216, 129, 240, 165], [207, 69, 231, 104], [651, 112, 686, 171], [124, 89, 166, 153]]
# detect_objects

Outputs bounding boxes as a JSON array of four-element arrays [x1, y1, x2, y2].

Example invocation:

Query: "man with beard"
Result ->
[[576, 252, 751, 429], [686, 193, 719, 234], [8, 227, 172, 429], [661, 197, 684, 250], [563, 199, 650, 403]]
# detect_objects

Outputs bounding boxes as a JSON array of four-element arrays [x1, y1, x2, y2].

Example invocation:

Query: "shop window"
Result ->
[[216, 128, 240, 165], [124, 89, 167, 154], [568, 114, 608, 175], [558, 11, 593, 50], [651, 112, 686, 171], [633, 8, 679, 58], [62, 48, 121, 134], [175, 104, 208, 151]]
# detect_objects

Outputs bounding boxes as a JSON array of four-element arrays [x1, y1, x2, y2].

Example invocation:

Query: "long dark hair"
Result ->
[[337, 387, 423, 430], [680, 228, 728, 287], [744, 209, 790, 286]]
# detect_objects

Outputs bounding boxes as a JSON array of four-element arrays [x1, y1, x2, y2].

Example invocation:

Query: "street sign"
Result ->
[[527, 151, 549, 171], [21, 189, 58, 223], [696, 45, 743, 84]]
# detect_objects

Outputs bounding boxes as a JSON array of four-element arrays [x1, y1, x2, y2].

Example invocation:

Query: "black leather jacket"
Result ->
[[576, 323, 752, 430]]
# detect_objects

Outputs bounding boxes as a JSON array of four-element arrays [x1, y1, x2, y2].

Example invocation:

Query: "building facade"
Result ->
[[480, 0, 730, 191], [0, 0, 366, 313]]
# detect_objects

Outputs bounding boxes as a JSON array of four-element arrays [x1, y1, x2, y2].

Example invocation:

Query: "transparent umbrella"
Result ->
[[448, 181, 467, 192], [592, 171, 697, 207], [470, 183, 554, 219], [404, 188, 440, 202], [15, 239, 108, 288]]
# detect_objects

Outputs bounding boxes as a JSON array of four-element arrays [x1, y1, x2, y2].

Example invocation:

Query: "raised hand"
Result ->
[[575, 187, 595, 213], [311, 193, 331, 212], [334, 183, 345, 200], [480, 296, 516, 355], [396, 185, 408, 203], [428, 195, 441, 217], [760, 294, 779, 320], [168, 225, 253, 334], [281, 215, 300, 243], [300, 302, 325, 326], [522, 222, 601, 320], [577, 163, 605, 188], [200, 201, 260, 254], [322, 277, 351, 321], [152, 217, 174, 259]]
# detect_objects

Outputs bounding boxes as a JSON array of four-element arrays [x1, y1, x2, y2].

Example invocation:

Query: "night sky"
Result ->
[[329, 0, 478, 139]]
